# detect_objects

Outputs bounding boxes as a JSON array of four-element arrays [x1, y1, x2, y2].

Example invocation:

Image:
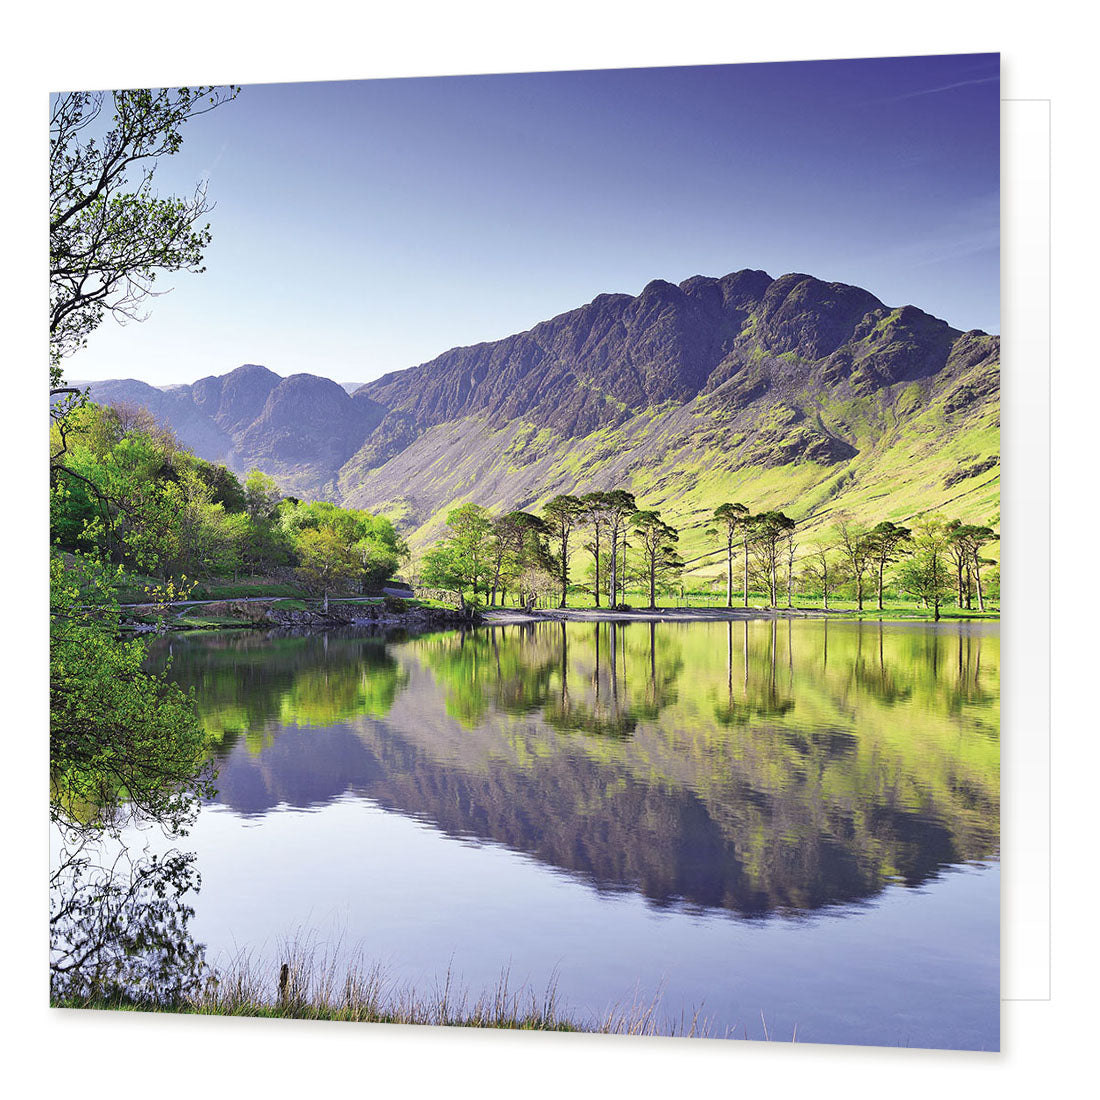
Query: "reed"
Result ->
[[53, 937, 718, 1037]]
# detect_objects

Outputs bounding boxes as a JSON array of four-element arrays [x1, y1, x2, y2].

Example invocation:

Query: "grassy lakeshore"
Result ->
[[51, 952, 715, 1038], [104, 560, 999, 631], [481, 590, 999, 625]]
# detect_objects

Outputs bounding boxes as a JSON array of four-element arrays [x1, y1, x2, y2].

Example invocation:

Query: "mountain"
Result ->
[[75, 269, 999, 566], [78, 364, 386, 496]]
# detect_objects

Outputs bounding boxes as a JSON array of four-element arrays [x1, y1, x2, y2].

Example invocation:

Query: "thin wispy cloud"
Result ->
[[882, 75, 999, 103], [200, 140, 229, 188]]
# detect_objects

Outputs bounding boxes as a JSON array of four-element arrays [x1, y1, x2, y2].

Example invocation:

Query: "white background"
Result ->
[[2, 2, 1092, 1095]]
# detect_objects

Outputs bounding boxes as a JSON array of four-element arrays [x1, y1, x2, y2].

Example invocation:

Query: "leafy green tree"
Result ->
[[947, 522, 998, 611], [945, 520, 972, 608], [487, 511, 548, 606], [866, 521, 911, 611], [802, 546, 835, 610], [581, 491, 628, 607], [835, 514, 873, 611], [895, 516, 953, 620], [185, 500, 250, 578], [49, 86, 238, 999], [192, 458, 249, 514], [243, 468, 283, 521], [438, 502, 493, 603], [50, 86, 238, 382], [966, 526, 998, 612], [419, 545, 469, 608], [597, 489, 637, 608], [280, 499, 407, 593], [630, 510, 682, 609], [708, 502, 750, 609], [241, 505, 294, 574], [750, 511, 796, 607], [295, 527, 362, 609], [739, 513, 759, 606], [50, 402, 182, 573], [542, 494, 587, 608], [50, 551, 211, 835]]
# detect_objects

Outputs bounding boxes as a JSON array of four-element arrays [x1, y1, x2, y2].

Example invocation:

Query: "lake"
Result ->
[[137, 618, 999, 1049]]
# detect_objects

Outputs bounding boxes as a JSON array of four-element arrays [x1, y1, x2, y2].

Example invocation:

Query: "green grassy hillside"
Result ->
[[339, 342, 998, 581]]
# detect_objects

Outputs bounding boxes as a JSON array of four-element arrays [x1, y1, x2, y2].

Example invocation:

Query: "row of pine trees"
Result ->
[[415, 490, 998, 619]]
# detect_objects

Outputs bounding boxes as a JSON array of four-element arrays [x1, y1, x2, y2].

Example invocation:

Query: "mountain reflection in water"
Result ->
[[151, 618, 999, 920]]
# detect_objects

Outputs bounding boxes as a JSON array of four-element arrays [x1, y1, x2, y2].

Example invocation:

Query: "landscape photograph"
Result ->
[[49, 54, 1001, 1050]]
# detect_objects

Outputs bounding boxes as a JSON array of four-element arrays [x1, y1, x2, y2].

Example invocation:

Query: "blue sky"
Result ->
[[68, 53, 1000, 386]]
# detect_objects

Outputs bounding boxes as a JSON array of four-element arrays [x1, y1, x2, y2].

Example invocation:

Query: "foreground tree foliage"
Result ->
[[48, 84, 255, 1003], [49, 541, 212, 1002], [50, 86, 238, 380], [50, 550, 211, 834]]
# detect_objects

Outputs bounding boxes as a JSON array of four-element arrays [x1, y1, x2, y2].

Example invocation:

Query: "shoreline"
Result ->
[[118, 596, 1000, 634], [484, 607, 841, 625], [121, 598, 476, 635], [482, 607, 999, 625]]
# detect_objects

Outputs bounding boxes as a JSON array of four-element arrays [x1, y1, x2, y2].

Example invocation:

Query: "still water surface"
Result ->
[[144, 619, 1000, 1049]]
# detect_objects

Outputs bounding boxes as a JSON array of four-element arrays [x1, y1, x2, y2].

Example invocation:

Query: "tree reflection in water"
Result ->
[[51, 835, 207, 1004], [52, 620, 1001, 999], [160, 620, 998, 922]]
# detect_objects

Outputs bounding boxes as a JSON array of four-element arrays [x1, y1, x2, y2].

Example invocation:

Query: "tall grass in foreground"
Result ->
[[52, 938, 719, 1037]]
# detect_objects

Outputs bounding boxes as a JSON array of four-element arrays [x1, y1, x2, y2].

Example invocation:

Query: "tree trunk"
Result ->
[[877, 559, 885, 611], [743, 537, 750, 607], [620, 531, 628, 605], [593, 527, 601, 608], [559, 531, 568, 609], [974, 555, 985, 611], [609, 529, 618, 609], [648, 556, 656, 610], [726, 538, 733, 609]]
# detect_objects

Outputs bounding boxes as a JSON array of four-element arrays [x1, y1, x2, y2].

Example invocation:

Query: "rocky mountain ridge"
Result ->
[[74, 268, 1000, 553]]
